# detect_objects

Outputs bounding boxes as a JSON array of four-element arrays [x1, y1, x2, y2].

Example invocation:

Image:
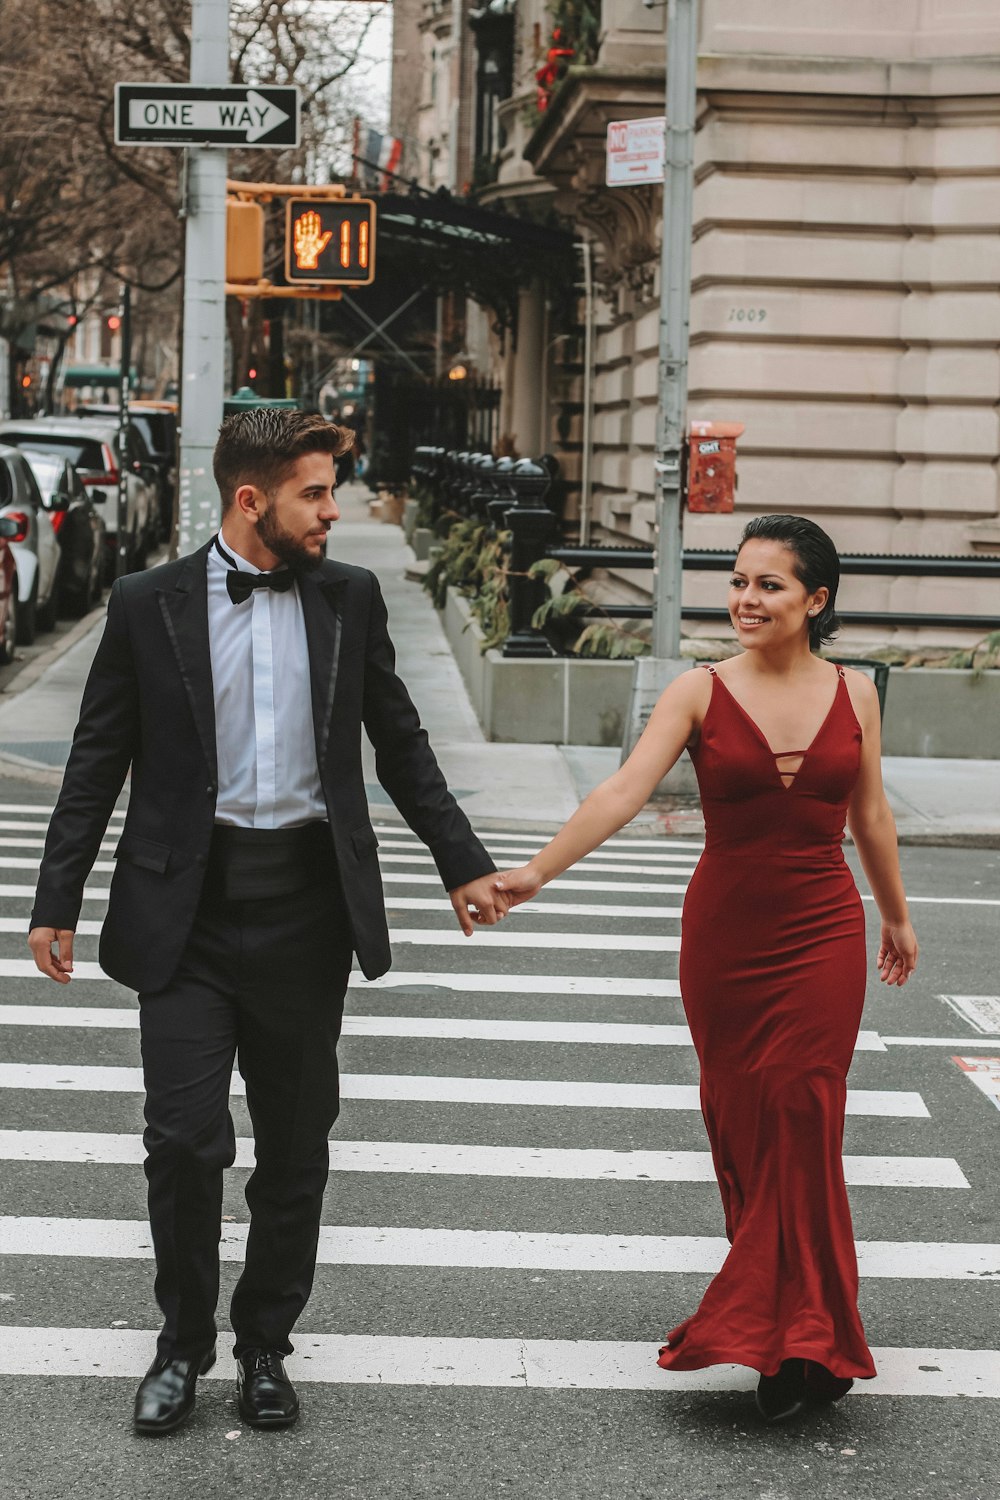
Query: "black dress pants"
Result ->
[[137, 864, 353, 1360]]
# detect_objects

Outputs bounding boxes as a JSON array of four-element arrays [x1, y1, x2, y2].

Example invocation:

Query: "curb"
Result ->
[[0, 600, 106, 703], [0, 606, 106, 789], [0, 750, 65, 788]]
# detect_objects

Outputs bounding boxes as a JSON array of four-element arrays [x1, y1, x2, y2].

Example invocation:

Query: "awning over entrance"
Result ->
[[353, 191, 576, 335], [374, 191, 573, 257]]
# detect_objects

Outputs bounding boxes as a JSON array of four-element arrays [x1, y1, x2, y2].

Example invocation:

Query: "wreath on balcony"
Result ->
[[536, 1, 602, 112]]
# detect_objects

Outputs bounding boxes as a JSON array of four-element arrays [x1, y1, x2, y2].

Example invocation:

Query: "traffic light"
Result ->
[[227, 199, 264, 284], [284, 198, 376, 285]]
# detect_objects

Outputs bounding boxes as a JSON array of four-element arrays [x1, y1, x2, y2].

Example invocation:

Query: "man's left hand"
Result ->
[[449, 875, 510, 936]]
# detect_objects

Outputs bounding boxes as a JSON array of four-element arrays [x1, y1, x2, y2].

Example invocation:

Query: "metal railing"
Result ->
[[411, 447, 1000, 657]]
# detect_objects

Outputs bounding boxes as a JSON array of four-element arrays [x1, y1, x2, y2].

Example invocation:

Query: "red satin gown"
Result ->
[[657, 664, 877, 1381]]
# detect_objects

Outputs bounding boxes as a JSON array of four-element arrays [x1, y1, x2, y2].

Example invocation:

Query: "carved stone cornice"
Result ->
[[567, 175, 658, 302], [523, 66, 664, 299]]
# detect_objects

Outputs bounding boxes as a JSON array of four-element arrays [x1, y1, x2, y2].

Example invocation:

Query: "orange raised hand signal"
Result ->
[[293, 209, 333, 270]]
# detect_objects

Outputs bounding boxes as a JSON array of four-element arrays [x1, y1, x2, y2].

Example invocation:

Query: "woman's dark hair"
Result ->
[[738, 514, 841, 650]]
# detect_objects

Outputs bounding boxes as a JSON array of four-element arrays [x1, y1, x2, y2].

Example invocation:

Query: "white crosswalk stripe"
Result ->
[[0, 916, 683, 950], [372, 825, 704, 854], [0, 1004, 888, 1052], [2, 1217, 995, 1278], [0, 1130, 968, 1186], [0, 859, 692, 895], [0, 961, 685, 996], [0, 798, 989, 1417], [380, 850, 700, 876], [0, 1062, 928, 1114], [2, 1327, 996, 1396]]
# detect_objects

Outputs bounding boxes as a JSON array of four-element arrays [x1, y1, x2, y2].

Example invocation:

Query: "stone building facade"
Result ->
[[391, 0, 1000, 641]]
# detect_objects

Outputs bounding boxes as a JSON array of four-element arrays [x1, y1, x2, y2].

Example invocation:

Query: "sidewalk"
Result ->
[[0, 482, 996, 843]]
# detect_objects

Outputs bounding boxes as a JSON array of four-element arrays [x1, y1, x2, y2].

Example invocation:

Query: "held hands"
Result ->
[[28, 926, 75, 984], [877, 920, 918, 987], [493, 862, 545, 910], [449, 874, 511, 937], [449, 862, 546, 937]]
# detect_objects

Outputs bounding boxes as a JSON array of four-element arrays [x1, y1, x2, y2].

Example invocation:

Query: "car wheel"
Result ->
[[16, 577, 37, 646], [63, 575, 91, 619], [37, 570, 59, 632], [0, 585, 18, 665]]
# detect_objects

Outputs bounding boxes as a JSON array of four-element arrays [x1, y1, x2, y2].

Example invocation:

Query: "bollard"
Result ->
[[487, 456, 515, 533], [502, 457, 559, 658], [469, 453, 497, 523]]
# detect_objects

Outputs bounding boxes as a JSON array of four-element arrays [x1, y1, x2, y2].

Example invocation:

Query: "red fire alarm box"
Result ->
[[686, 420, 745, 513]]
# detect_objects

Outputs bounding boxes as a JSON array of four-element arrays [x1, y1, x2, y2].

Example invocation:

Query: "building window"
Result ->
[[470, 1, 515, 176]]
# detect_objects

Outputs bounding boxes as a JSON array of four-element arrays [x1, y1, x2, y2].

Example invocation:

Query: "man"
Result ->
[[28, 409, 504, 1434]]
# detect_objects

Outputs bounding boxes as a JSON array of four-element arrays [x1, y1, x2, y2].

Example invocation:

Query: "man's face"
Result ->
[[257, 451, 340, 569]]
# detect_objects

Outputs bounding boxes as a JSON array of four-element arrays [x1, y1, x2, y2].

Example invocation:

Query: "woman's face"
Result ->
[[728, 538, 828, 649]]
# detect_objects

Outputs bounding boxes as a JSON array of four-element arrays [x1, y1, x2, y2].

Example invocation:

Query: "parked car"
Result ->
[[77, 401, 177, 542], [0, 516, 21, 664], [19, 449, 105, 617], [0, 416, 156, 580], [0, 443, 61, 644]]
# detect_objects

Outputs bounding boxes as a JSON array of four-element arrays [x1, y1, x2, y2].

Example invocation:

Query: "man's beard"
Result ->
[[258, 502, 325, 571]]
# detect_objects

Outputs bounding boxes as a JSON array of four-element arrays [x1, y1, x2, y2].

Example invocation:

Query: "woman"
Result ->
[[493, 514, 918, 1422]]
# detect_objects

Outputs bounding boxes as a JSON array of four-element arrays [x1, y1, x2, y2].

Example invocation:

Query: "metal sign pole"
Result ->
[[116, 282, 131, 579], [177, 0, 229, 555], [621, 0, 699, 771]]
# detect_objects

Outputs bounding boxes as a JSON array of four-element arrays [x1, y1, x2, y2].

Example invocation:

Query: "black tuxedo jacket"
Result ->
[[30, 541, 495, 992]]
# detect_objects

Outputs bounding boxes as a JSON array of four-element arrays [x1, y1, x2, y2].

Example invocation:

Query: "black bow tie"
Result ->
[[225, 568, 295, 606], [214, 539, 296, 606]]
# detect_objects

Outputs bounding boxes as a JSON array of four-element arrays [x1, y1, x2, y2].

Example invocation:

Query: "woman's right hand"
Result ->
[[494, 862, 545, 909]]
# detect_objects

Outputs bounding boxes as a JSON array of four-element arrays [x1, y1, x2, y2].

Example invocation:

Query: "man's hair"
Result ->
[[213, 409, 355, 512]]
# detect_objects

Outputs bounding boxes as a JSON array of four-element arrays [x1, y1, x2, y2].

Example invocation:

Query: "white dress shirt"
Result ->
[[207, 532, 327, 828]]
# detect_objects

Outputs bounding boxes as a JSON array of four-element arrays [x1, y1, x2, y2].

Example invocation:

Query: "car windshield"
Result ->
[[0, 433, 106, 469], [130, 414, 170, 453], [20, 451, 64, 492]]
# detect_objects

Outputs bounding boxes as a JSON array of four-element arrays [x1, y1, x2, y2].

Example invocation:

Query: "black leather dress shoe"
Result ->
[[133, 1346, 216, 1435], [236, 1349, 299, 1429], [755, 1358, 810, 1423]]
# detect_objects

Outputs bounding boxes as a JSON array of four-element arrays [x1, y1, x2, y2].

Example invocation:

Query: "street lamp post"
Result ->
[[621, 0, 699, 781]]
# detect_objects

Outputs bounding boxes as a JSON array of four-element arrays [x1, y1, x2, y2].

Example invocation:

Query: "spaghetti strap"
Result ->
[[702, 664, 717, 676], [835, 664, 845, 678]]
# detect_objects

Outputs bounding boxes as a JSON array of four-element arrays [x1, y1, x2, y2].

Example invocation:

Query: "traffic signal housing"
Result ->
[[285, 198, 376, 285], [227, 199, 264, 284]]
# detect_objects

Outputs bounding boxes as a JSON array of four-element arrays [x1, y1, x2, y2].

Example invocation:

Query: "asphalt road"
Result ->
[[0, 779, 997, 1500]]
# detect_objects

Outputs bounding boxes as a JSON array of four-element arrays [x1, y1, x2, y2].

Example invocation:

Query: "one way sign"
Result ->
[[115, 84, 299, 148]]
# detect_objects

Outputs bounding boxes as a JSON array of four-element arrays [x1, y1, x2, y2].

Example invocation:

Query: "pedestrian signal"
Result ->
[[284, 198, 376, 285]]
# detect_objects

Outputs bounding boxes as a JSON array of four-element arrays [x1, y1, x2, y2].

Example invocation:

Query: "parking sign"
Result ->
[[606, 117, 665, 187]]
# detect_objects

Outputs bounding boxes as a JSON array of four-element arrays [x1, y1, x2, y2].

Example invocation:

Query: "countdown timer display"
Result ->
[[284, 198, 376, 285]]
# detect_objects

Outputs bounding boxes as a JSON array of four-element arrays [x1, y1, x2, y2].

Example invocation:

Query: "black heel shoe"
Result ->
[[803, 1360, 854, 1403], [755, 1358, 809, 1423]]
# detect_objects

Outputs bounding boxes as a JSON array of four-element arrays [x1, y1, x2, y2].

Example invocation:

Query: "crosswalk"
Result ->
[[1, 801, 998, 1407]]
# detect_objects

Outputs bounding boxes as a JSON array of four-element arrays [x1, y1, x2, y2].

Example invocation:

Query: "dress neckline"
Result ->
[[706, 665, 847, 792]]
